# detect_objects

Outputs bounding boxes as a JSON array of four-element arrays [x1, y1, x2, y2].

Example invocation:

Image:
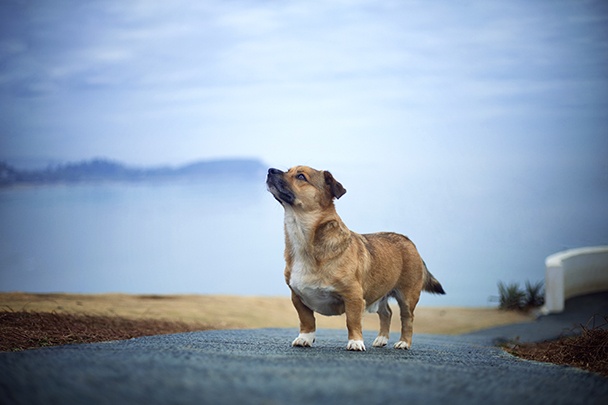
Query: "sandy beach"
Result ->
[[0, 292, 533, 335]]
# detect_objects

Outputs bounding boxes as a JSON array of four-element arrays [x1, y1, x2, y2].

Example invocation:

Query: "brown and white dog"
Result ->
[[266, 166, 445, 351]]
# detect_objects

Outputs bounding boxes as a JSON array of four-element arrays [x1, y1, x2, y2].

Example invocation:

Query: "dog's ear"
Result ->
[[324, 171, 346, 200]]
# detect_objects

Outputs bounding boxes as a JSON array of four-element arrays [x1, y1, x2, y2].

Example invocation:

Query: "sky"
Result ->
[[0, 0, 607, 303], [0, 0, 606, 170]]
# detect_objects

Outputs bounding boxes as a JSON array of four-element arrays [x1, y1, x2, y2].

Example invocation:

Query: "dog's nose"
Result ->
[[268, 168, 283, 176]]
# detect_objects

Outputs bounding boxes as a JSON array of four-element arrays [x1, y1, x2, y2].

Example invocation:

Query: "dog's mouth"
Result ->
[[266, 169, 295, 205]]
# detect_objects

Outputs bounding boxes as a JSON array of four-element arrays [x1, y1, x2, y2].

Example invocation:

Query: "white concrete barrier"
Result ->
[[542, 246, 608, 314]]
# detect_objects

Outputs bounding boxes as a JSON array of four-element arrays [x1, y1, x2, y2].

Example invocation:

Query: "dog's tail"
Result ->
[[422, 260, 445, 295]]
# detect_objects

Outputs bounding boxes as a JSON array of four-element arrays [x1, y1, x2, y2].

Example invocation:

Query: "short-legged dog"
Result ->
[[267, 165, 445, 351]]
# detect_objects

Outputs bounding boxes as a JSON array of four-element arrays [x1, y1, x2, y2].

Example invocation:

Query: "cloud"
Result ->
[[1, 0, 607, 168]]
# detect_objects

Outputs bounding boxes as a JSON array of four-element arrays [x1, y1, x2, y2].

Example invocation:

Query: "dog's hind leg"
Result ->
[[393, 290, 420, 349], [372, 296, 391, 347]]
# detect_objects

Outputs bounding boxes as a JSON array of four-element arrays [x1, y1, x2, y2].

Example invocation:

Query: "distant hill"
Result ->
[[0, 158, 267, 187]]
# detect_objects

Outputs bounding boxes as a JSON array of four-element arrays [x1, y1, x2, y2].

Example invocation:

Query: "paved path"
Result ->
[[1, 293, 607, 404]]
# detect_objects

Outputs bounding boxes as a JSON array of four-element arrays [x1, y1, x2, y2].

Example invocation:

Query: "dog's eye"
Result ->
[[296, 173, 307, 181]]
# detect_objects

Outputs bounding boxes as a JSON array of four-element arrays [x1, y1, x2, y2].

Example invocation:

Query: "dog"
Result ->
[[266, 166, 445, 351]]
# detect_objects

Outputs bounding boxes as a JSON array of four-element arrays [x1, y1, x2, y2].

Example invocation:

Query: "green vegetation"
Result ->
[[497, 280, 545, 311]]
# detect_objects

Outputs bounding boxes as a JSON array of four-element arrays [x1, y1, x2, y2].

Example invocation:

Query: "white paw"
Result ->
[[292, 332, 315, 347], [394, 340, 410, 350], [372, 336, 389, 347], [347, 339, 366, 351]]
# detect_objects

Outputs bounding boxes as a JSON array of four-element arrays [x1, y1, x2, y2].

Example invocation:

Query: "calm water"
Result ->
[[0, 180, 287, 299], [1, 176, 606, 307]]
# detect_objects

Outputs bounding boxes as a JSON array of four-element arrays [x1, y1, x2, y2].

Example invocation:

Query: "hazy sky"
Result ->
[[0, 0, 607, 304], [1, 0, 607, 170]]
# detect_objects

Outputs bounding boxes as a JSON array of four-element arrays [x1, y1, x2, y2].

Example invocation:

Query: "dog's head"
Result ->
[[266, 166, 346, 211]]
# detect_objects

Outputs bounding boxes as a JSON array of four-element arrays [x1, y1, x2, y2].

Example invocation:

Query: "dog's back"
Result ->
[[359, 232, 444, 299]]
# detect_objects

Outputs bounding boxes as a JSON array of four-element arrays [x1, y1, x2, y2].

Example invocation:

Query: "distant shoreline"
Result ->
[[0, 157, 266, 188]]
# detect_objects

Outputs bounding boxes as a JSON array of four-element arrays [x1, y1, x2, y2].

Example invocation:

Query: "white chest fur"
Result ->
[[284, 209, 345, 316], [289, 258, 344, 316]]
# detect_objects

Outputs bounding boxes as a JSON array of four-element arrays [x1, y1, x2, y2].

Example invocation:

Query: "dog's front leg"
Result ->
[[290, 290, 316, 347], [344, 294, 366, 351]]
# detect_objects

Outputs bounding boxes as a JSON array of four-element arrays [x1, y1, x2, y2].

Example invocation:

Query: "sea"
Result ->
[[1, 174, 606, 307]]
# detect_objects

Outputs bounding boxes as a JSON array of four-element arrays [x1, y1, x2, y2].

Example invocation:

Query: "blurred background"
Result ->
[[1, 0, 607, 306]]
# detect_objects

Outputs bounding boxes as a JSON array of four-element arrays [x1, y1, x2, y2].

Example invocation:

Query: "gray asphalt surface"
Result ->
[[1, 293, 607, 405]]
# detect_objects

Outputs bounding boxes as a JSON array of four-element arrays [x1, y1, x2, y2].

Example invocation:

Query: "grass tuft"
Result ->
[[498, 281, 526, 311], [497, 280, 544, 311]]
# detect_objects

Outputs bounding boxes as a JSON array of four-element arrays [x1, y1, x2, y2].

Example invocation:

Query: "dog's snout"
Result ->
[[267, 167, 295, 205]]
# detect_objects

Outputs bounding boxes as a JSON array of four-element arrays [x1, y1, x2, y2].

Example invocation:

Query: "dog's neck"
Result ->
[[283, 207, 320, 256], [283, 204, 350, 263]]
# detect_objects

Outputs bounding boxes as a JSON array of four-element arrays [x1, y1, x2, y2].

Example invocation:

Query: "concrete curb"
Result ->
[[543, 246, 608, 313]]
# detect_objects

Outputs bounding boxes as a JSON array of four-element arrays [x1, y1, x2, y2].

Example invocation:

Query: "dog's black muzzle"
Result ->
[[266, 168, 295, 205]]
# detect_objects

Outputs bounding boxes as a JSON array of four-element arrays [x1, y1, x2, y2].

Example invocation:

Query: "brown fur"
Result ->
[[266, 166, 444, 351]]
